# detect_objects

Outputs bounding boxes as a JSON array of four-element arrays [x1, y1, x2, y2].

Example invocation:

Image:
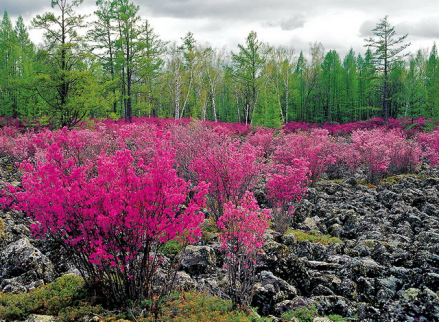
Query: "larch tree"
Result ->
[[357, 49, 379, 119], [13, 16, 39, 119], [364, 15, 410, 123], [425, 44, 439, 119], [320, 50, 343, 122], [231, 31, 266, 125], [112, 0, 142, 122], [136, 20, 167, 117], [404, 50, 427, 118], [342, 49, 359, 122], [0, 11, 18, 117], [32, 0, 92, 128], [89, 0, 119, 115]]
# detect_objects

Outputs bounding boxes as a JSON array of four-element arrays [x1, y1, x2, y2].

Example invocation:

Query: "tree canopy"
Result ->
[[0, 10, 438, 127]]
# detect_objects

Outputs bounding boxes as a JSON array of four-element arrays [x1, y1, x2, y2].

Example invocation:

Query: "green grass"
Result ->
[[0, 274, 102, 321], [287, 229, 342, 245], [0, 275, 267, 321]]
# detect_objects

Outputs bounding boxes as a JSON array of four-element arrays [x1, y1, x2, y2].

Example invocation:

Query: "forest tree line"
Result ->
[[1, 0, 439, 128]]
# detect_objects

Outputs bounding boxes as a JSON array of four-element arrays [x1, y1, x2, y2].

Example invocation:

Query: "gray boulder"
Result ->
[[0, 238, 56, 291], [180, 245, 216, 275]]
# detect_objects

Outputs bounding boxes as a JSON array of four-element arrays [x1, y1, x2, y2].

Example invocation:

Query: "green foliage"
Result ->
[[4, 5, 439, 125], [364, 15, 411, 121], [281, 305, 318, 322], [154, 291, 264, 321], [0, 274, 268, 321], [159, 239, 184, 256], [327, 314, 350, 321], [230, 31, 267, 125], [57, 304, 104, 322], [280, 306, 354, 322], [0, 274, 94, 320], [288, 230, 342, 245], [200, 218, 219, 243]]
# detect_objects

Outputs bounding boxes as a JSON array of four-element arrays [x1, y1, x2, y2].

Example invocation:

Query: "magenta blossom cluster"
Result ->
[[217, 191, 271, 308], [9, 134, 208, 305]]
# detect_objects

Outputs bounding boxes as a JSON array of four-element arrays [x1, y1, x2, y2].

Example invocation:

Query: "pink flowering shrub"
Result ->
[[247, 128, 277, 158], [351, 128, 421, 183], [351, 129, 392, 183], [325, 137, 362, 179], [191, 137, 264, 220], [386, 131, 421, 174], [169, 123, 219, 182], [15, 137, 207, 307], [217, 191, 271, 309], [266, 160, 309, 233], [274, 129, 336, 183], [418, 129, 439, 166]]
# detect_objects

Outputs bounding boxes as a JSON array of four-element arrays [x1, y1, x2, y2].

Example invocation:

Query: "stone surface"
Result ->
[[2, 165, 439, 320], [25, 315, 57, 322], [0, 238, 56, 292], [180, 245, 216, 275]]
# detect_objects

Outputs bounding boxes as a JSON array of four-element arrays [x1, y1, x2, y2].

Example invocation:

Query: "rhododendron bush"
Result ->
[[351, 128, 421, 183], [266, 161, 309, 233], [2, 116, 439, 310], [190, 135, 264, 220], [218, 191, 271, 309], [12, 136, 208, 307], [273, 129, 337, 182]]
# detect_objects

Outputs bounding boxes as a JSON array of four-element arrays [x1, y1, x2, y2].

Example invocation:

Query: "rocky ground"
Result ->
[[1, 159, 439, 321]]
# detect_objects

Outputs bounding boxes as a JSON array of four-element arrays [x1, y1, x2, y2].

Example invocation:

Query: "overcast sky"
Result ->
[[3, 0, 439, 57]]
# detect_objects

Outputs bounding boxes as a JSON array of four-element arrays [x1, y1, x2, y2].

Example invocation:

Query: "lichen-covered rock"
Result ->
[[0, 238, 56, 291], [273, 297, 315, 316], [180, 245, 216, 275], [25, 315, 57, 322], [252, 271, 297, 316], [173, 271, 197, 291]]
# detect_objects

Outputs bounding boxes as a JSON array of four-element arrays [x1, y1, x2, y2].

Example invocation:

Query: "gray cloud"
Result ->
[[263, 14, 306, 31], [4, 0, 96, 21], [4, 0, 439, 55], [142, 0, 438, 21], [359, 17, 439, 43], [397, 19, 439, 39], [279, 14, 306, 31], [359, 20, 377, 38], [2, 0, 47, 18], [143, 0, 308, 21]]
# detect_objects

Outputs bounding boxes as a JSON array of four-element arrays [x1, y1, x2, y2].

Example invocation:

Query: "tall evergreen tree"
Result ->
[[357, 49, 380, 119], [136, 20, 167, 117], [112, 0, 142, 122], [230, 31, 266, 124], [89, 0, 119, 115], [292, 51, 307, 121], [320, 50, 343, 122], [425, 44, 439, 119], [32, 0, 96, 128], [341, 49, 359, 122], [364, 15, 410, 123], [403, 50, 427, 118], [0, 11, 19, 117]]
